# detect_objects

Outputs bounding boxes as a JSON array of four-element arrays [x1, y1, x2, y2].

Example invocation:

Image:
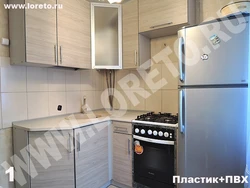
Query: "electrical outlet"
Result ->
[[57, 105, 62, 111]]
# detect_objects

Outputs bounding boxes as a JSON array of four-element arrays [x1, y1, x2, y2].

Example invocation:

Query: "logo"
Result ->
[[201, 54, 209, 61], [210, 35, 221, 45]]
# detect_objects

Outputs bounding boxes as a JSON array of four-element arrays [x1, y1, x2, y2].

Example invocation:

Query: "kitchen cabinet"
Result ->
[[74, 122, 110, 188], [112, 122, 133, 187], [91, 4, 122, 69], [57, 0, 91, 69], [139, 0, 196, 38], [13, 128, 75, 188], [122, 0, 151, 69], [9, 0, 91, 69]]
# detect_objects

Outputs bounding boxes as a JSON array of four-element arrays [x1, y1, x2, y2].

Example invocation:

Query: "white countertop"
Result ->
[[13, 110, 146, 132]]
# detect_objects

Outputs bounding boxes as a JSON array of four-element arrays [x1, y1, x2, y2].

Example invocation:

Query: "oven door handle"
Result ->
[[133, 135, 175, 145]]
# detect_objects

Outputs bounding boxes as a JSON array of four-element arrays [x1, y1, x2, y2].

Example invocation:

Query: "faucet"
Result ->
[[81, 96, 88, 114]]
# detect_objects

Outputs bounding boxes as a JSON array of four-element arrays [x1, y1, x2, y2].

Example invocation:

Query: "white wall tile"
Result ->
[[145, 90, 162, 112], [94, 90, 105, 110], [162, 90, 179, 113], [27, 67, 48, 92], [49, 92, 66, 116], [81, 70, 93, 91], [129, 89, 146, 111], [113, 89, 131, 110], [161, 63, 179, 90], [48, 68, 66, 91], [82, 90, 95, 111], [1, 57, 27, 92], [27, 92, 49, 119], [66, 91, 81, 114], [93, 70, 104, 90], [66, 70, 81, 91], [115, 70, 130, 90], [2, 93, 28, 128]]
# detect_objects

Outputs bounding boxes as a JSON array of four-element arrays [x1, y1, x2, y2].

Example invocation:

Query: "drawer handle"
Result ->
[[54, 44, 58, 64], [150, 22, 173, 29]]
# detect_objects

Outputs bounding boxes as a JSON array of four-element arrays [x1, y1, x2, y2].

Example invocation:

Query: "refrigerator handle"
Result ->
[[179, 89, 185, 134], [178, 37, 184, 82]]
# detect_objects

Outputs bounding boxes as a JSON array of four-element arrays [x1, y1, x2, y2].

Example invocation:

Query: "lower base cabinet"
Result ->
[[13, 121, 110, 188], [112, 122, 133, 187], [75, 122, 110, 188]]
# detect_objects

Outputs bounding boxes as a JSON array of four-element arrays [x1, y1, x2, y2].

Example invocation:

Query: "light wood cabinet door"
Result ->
[[139, 0, 192, 33], [75, 122, 109, 188], [29, 130, 75, 188], [25, 0, 57, 66], [123, 0, 139, 69], [57, 0, 91, 69], [113, 133, 133, 187]]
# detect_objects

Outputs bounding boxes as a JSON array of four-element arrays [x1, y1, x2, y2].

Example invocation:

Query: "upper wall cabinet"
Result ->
[[122, 0, 151, 69], [9, 0, 91, 69], [91, 3, 122, 69], [57, 0, 91, 69], [139, 0, 196, 38]]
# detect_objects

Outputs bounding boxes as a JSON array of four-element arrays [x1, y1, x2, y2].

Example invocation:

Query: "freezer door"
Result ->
[[178, 87, 247, 188], [179, 16, 249, 86]]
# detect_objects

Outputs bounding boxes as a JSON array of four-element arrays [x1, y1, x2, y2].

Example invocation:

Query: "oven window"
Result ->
[[134, 140, 175, 186]]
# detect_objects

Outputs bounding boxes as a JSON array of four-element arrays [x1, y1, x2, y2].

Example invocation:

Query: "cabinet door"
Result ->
[[75, 122, 109, 188], [29, 130, 74, 188], [123, 0, 139, 69], [57, 0, 91, 69], [113, 133, 133, 187], [25, 0, 57, 66], [139, 0, 188, 33]]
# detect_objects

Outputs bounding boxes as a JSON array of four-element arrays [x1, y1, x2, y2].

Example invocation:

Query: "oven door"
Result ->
[[133, 135, 175, 188]]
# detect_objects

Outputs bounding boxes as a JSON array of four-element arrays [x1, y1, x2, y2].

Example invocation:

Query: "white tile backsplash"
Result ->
[[66, 70, 81, 91], [49, 92, 67, 116], [48, 68, 66, 91], [0, 57, 27, 92], [1, 93, 28, 128], [66, 91, 81, 114], [81, 70, 93, 91], [27, 67, 48, 92], [27, 92, 49, 119]]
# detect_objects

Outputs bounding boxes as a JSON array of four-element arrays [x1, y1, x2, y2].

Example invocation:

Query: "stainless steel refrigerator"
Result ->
[[177, 14, 249, 188]]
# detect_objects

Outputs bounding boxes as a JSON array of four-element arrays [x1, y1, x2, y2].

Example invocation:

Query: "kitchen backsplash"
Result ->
[[0, 57, 105, 129]]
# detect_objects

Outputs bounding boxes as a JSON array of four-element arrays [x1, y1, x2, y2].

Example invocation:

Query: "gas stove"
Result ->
[[132, 112, 178, 127]]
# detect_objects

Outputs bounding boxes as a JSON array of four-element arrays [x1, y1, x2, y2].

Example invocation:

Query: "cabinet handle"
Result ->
[[54, 45, 58, 64], [128, 138, 131, 156], [60, 46, 62, 64], [134, 50, 137, 66], [150, 22, 173, 29], [77, 133, 81, 152], [68, 133, 71, 153]]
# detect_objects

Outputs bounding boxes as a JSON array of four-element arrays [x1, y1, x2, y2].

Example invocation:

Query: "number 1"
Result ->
[[5, 167, 14, 182]]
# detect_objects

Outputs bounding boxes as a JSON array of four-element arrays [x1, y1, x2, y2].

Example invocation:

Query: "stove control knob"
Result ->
[[158, 131, 163, 137], [135, 128, 140, 134], [153, 131, 158, 136], [164, 132, 169, 138], [148, 130, 153, 135], [141, 129, 146, 134]]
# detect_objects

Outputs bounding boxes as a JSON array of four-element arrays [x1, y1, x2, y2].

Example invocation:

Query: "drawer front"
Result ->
[[113, 122, 132, 135]]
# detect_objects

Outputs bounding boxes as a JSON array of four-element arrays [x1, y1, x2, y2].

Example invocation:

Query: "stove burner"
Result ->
[[135, 112, 178, 124]]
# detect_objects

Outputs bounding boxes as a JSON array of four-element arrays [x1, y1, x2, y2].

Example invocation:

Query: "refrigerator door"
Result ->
[[178, 16, 249, 86], [178, 87, 247, 188]]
